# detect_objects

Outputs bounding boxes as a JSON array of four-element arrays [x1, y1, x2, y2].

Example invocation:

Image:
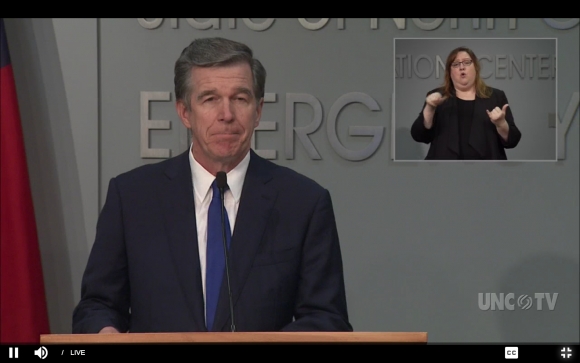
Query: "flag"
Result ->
[[0, 18, 50, 343]]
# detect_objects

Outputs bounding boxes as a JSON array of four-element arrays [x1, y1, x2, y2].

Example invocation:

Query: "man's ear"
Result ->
[[176, 100, 191, 129], [254, 97, 264, 127]]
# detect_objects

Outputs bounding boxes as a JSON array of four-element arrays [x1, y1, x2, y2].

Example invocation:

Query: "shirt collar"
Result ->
[[189, 147, 250, 203]]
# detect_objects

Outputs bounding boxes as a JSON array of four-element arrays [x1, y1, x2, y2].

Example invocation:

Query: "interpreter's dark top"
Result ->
[[457, 98, 482, 160]]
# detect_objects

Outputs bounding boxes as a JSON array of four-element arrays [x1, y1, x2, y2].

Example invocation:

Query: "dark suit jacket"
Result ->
[[411, 87, 521, 160], [72, 150, 351, 333]]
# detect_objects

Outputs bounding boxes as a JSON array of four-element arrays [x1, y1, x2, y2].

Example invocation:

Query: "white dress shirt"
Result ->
[[188, 147, 250, 309]]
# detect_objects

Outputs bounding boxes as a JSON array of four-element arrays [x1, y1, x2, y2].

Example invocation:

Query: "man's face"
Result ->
[[450, 51, 476, 91], [177, 62, 263, 173]]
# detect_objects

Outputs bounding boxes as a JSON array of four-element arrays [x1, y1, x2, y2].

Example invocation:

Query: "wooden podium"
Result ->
[[40, 332, 427, 344]]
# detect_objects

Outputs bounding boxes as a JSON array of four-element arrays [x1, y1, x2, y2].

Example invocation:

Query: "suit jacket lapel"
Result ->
[[159, 150, 206, 330], [212, 150, 277, 331]]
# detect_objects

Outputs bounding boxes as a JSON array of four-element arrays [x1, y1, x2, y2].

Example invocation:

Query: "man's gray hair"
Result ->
[[174, 37, 266, 109]]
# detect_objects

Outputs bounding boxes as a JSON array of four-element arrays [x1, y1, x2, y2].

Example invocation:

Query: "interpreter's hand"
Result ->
[[99, 326, 120, 334], [425, 92, 448, 109], [487, 104, 509, 127], [422, 92, 447, 129]]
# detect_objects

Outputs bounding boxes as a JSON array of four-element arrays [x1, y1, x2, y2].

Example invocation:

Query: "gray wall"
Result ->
[[4, 18, 579, 343]]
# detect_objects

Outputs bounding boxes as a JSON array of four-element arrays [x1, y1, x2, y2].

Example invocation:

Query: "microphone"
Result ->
[[216, 171, 236, 332]]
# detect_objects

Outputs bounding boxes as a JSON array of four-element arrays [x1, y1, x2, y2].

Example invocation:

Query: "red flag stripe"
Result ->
[[1, 18, 51, 344]]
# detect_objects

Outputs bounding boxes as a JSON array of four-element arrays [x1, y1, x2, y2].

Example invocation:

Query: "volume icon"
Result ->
[[33, 347, 47, 359]]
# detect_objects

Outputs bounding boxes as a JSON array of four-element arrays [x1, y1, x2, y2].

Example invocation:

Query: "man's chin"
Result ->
[[212, 146, 249, 161]]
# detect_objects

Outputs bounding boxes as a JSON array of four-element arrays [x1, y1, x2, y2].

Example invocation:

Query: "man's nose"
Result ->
[[218, 100, 234, 122]]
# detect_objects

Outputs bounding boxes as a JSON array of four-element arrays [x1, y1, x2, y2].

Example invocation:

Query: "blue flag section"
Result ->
[[1, 344, 578, 360]]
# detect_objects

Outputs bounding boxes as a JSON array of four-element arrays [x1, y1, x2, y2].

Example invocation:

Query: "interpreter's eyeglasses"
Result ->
[[451, 59, 473, 68]]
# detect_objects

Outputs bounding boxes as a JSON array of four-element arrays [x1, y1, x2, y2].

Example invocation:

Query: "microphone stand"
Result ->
[[217, 171, 236, 332]]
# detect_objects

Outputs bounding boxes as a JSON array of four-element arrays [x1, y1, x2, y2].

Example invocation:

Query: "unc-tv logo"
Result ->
[[478, 293, 558, 311]]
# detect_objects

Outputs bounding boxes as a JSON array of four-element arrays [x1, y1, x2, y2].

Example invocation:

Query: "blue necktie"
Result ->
[[206, 179, 231, 331]]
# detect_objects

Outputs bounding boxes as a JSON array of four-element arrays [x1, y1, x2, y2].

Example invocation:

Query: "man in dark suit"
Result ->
[[72, 37, 352, 333]]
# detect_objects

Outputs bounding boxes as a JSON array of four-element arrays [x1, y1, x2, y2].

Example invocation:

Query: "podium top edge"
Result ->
[[40, 332, 428, 344]]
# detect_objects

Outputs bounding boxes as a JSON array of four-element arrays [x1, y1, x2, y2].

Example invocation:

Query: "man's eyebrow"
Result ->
[[233, 87, 253, 97], [196, 87, 254, 101], [196, 89, 217, 101]]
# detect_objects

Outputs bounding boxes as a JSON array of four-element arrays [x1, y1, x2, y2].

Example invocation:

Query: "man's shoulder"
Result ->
[[113, 150, 188, 182], [250, 152, 325, 193]]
